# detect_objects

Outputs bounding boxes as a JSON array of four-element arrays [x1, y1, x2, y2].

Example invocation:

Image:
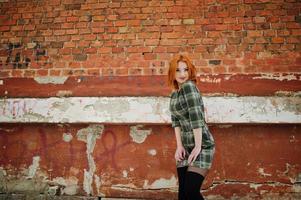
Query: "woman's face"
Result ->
[[175, 61, 189, 86]]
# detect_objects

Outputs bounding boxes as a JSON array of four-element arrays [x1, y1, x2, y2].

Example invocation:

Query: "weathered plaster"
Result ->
[[77, 125, 104, 195], [51, 176, 79, 195], [253, 73, 298, 81], [147, 149, 157, 156], [27, 156, 40, 179], [143, 175, 177, 190], [130, 125, 152, 144], [0, 96, 300, 123], [34, 76, 68, 85], [62, 133, 73, 142]]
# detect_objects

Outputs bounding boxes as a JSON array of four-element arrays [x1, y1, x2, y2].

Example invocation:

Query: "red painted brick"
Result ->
[[292, 29, 301, 36], [271, 37, 285, 43]]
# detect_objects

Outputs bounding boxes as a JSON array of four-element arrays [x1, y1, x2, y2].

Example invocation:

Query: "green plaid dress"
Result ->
[[169, 80, 215, 169]]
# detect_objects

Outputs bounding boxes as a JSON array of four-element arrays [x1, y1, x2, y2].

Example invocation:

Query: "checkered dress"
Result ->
[[169, 80, 215, 169]]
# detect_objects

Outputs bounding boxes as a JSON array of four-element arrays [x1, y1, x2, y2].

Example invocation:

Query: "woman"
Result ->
[[168, 54, 215, 200]]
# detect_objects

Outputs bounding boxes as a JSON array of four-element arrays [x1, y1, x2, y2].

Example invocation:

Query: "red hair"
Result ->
[[168, 54, 197, 90]]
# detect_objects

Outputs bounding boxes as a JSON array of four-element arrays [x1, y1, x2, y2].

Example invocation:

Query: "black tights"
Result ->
[[177, 167, 205, 200]]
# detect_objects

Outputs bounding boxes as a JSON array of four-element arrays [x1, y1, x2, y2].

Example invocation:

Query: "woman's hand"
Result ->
[[188, 145, 202, 164], [175, 146, 186, 162]]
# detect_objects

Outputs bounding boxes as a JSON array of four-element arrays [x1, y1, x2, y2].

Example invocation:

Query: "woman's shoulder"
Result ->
[[182, 80, 197, 89], [170, 90, 177, 97]]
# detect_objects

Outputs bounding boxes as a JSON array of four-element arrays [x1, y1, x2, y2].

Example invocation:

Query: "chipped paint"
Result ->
[[293, 185, 301, 193], [1, 97, 300, 123], [0, 123, 300, 198], [34, 76, 68, 84], [130, 125, 152, 144], [56, 90, 73, 97], [143, 175, 177, 189], [77, 125, 104, 195], [27, 156, 40, 178], [122, 170, 128, 178], [250, 183, 263, 190], [275, 91, 301, 97], [62, 133, 73, 142], [253, 73, 298, 81], [148, 149, 157, 156], [111, 183, 138, 191], [199, 76, 222, 83], [52, 176, 79, 195], [51, 100, 74, 112], [258, 168, 272, 177], [94, 174, 101, 195]]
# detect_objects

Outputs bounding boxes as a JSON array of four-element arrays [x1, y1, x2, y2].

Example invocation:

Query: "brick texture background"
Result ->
[[0, 0, 300, 78]]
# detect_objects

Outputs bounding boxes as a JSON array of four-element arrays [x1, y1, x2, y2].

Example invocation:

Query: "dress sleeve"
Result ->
[[182, 81, 205, 129], [171, 113, 181, 128]]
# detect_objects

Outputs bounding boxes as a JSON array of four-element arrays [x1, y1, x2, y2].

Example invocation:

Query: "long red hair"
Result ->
[[168, 54, 197, 90]]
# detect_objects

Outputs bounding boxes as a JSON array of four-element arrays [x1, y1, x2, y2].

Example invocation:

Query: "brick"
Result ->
[[24, 69, 35, 77], [128, 20, 141, 26], [41, 30, 53, 36], [287, 37, 300, 44], [68, 62, 81, 68], [98, 47, 112, 54], [78, 28, 91, 34], [286, 22, 301, 29], [78, 41, 90, 48], [102, 68, 114, 76], [73, 54, 87, 61], [0, 26, 10, 31], [212, 66, 227, 73], [59, 48, 72, 55], [255, 38, 269, 44], [54, 30, 66, 35], [119, 27, 128, 33], [292, 29, 301, 36], [84, 48, 97, 54], [228, 37, 241, 44], [115, 68, 128, 76], [183, 19, 195, 25], [87, 68, 100, 76], [251, 44, 264, 51], [209, 60, 221, 65], [254, 17, 266, 23], [143, 53, 156, 60], [62, 23, 73, 29], [153, 47, 166, 53], [112, 47, 124, 53], [67, 16, 79, 22], [36, 69, 49, 76], [248, 30, 262, 37], [66, 29, 78, 35], [49, 69, 61, 76], [271, 37, 284, 43], [145, 39, 160, 46], [92, 27, 105, 33], [277, 30, 290, 36], [22, 13, 33, 19]]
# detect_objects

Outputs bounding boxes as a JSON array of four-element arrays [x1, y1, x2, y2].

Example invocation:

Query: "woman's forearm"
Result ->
[[174, 127, 183, 148], [193, 128, 202, 148]]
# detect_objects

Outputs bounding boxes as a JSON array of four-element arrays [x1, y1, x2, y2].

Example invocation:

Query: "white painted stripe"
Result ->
[[0, 97, 300, 123]]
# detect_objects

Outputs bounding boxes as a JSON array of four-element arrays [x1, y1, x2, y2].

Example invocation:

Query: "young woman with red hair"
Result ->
[[168, 54, 215, 200]]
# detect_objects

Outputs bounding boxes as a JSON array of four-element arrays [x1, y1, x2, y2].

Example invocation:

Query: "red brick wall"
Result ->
[[1, 0, 300, 78]]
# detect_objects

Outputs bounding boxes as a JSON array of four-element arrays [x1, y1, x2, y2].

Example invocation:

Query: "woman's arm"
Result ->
[[175, 127, 183, 147], [174, 127, 186, 161], [188, 127, 203, 164]]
